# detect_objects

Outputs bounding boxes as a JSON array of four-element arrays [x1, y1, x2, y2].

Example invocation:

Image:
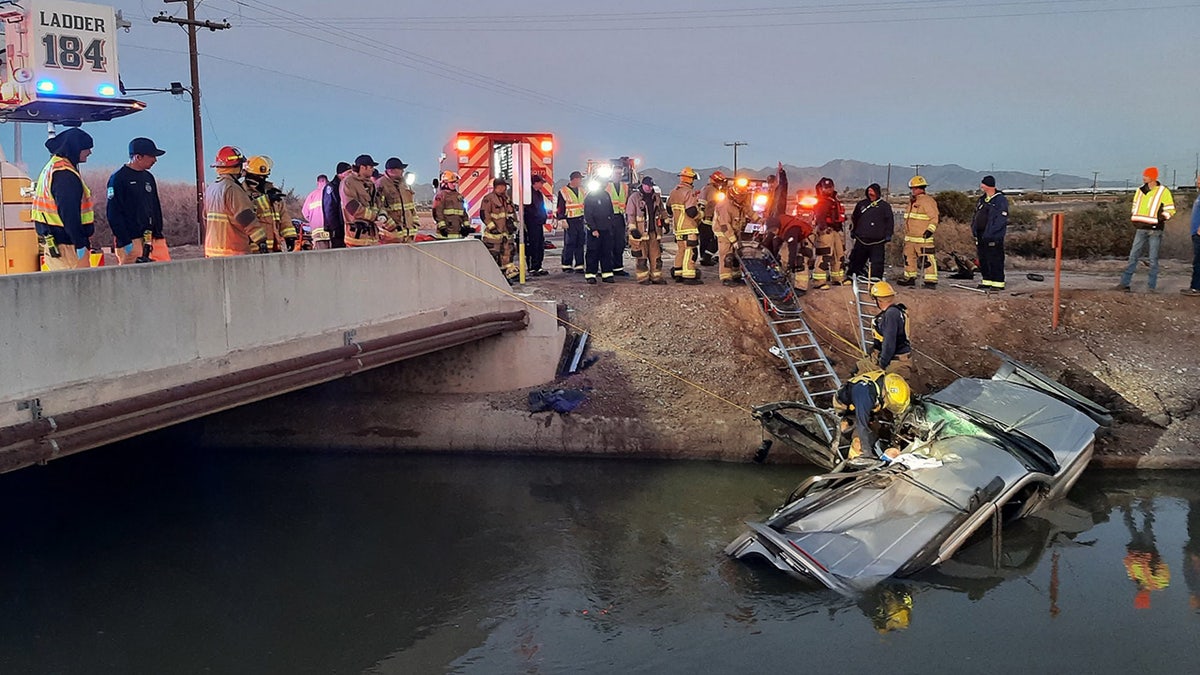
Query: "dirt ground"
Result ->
[[498, 238, 1199, 466]]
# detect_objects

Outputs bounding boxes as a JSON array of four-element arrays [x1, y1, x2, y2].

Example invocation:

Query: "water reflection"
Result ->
[[0, 446, 1198, 673]]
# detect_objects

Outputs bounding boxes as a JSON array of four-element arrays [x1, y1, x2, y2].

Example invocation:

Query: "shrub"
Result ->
[[1008, 206, 1038, 230], [933, 190, 975, 223]]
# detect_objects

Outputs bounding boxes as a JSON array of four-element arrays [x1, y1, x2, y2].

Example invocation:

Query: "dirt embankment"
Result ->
[[501, 250, 1199, 467]]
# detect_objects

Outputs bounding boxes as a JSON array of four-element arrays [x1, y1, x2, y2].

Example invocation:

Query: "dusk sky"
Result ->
[[3, 0, 1197, 192]]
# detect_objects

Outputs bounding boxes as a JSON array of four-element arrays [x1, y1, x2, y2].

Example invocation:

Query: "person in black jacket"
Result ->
[[582, 183, 615, 284], [523, 174, 549, 275], [321, 161, 351, 249], [32, 128, 95, 271], [973, 175, 1009, 290], [107, 137, 166, 264], [847, 183, 894, 280]]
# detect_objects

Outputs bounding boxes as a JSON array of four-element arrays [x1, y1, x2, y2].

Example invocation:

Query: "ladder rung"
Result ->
[[800, 374, 835, 381], [785, 344, 817, 351], [778, 329, 813, 338], [791, 358, 827, 366], [808, 389, 838, 397]]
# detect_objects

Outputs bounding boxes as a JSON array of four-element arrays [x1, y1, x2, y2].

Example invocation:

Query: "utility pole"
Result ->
[[1091, 171, 1099, 201], [153, 1, 231, 246], [885, 163, 891, 199], [911, 164, 921, 176], [724, 141, 747, 175], [1039, 168, 1049, 193]]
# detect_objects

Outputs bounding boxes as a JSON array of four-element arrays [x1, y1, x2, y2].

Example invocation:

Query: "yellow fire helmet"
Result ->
[[870, 280, 897, 298], [678, 166, 699, 181], [440, 170, 460, 183], [882, 373, 911, 415], [245, 155, 273, 177], [908, 175, 928, 189]]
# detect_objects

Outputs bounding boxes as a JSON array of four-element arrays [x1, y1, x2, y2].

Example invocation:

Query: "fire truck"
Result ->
[[0, 0, 145, 274], [439, 131, 554, 222], [583, 156, 640, 191]]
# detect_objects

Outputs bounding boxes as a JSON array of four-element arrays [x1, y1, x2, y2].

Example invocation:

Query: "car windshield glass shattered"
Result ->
[[922, 402, 1056, 473]]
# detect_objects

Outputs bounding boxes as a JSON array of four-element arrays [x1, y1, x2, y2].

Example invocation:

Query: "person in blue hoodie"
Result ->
[[848, 183, 894, 279], [972, 175, 1009, 290]]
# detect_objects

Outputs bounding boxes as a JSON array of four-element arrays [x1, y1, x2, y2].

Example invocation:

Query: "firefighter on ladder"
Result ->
[[697, 170, 726, 267], [433, 171, 473, 239], [712, 177, 749, 286], [376, 157, 419, 244], [811, 177, 846, 289], [900, 175, 939, 287], [667, 166, 703, 284], [626, 176, 669, 285], [480, 178, 520, 282], [244, 155, 298, 252]]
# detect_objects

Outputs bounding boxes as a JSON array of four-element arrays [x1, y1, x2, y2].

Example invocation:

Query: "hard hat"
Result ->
[[679, 166, 699, 181], [440, 170, 459, 183], [882, 373, 911, 415], [211, 145, 245, 168], [709, 170, 727, 184], [870, 280, 897, 299], [909, 175, 928, 189], [245, 155, 273, 176], [873, 589, 914, 633]]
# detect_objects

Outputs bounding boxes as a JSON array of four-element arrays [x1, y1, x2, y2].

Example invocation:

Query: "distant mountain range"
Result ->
[[638, 160, 1121, 193]]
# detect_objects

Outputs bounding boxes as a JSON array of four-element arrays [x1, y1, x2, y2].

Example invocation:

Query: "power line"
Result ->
[[206, 0, 722, 145]]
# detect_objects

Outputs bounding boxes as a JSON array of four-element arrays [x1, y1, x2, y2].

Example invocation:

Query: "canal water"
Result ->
[[1, 441, 1197, 674]]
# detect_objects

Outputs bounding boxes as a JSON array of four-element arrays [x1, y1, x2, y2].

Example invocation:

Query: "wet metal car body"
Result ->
[[726, 351, 1111, 595]]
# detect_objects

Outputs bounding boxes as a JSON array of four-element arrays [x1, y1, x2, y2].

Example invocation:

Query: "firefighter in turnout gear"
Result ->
[[834, 370, 911, 460], [32, 128, 96, 270], [696, 170, 726, 266], [667, 166, 703, 284], [341, 155, 382, 247], [244, 155, 297, 252], [203, 145, 265, 257], [712, 177, 750, 286], [606, 177, 630, 275], [901, 175, 939, 287], [556, 171, 587, 272], [480, 178, 520, 282], [376, 157, 419, 243], [811, 177, 846, 289], [433, 171, 472, 239], [626, 176, 669, 284], [866, 281, 913, 382]]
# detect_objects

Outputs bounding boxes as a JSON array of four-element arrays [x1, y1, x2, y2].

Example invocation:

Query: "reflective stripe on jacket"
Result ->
[[903, 193, 938, 241], [31, 156, 94, 228], [606, 183, 628, 215], [1131, 184, 1174, 228], [204, 175, 262, 257], [559, 186, 585, 218], [667, 183, 699, 235]]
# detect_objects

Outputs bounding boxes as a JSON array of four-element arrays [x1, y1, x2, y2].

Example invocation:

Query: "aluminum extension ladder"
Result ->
[[739, 243, 841, 443], [850, 274, 881, 356]]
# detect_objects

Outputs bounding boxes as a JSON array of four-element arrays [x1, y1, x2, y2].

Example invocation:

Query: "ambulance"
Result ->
[[439, 131, 555, 222], [0, 0, 144, 274]]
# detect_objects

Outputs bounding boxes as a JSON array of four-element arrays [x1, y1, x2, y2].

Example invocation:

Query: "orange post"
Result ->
[[1051, 213, 1064, 330]]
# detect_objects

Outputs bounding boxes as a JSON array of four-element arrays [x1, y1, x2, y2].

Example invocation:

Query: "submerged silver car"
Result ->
[[726, 350, 1112, 595]]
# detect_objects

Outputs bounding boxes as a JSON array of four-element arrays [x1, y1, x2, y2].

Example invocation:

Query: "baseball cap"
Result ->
[[570, 170, 583, 180], [129, 137, 165, 157], [335, 161, 352, 174], [354, 154, 378, 167], [385, 157, 408, 170]]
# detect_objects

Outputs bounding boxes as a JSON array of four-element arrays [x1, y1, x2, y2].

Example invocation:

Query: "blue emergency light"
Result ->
[[36, 80, 56, 93], [97, 84, 117, 97]]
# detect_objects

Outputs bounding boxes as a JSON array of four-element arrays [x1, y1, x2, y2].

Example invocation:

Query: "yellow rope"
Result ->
[[401, 241, 753, 414]]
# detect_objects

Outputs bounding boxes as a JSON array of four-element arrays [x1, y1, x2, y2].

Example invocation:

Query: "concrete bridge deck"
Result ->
[[0, 241, 564, 474]]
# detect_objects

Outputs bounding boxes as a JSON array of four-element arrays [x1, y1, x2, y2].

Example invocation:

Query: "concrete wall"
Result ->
[[0, 241, 564, 426]]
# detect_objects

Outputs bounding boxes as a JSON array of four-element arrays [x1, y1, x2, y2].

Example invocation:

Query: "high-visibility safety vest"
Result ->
[[31, 156, 94, 228], [607, 183, 628, 215], [1131, 184, 1174, 226], [560, 186, 585, 218]]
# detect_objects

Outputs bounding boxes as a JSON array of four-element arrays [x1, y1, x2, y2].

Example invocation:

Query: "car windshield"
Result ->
[[922, 402, 1057, 474]]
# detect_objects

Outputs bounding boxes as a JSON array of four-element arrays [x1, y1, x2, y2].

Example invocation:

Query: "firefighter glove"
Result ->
[[285, 237, 297, 251], [256, 241, 269, 254], [458, 224, 474, 237], [922, 228, 934, 239], [630, 228, 642, 239]]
